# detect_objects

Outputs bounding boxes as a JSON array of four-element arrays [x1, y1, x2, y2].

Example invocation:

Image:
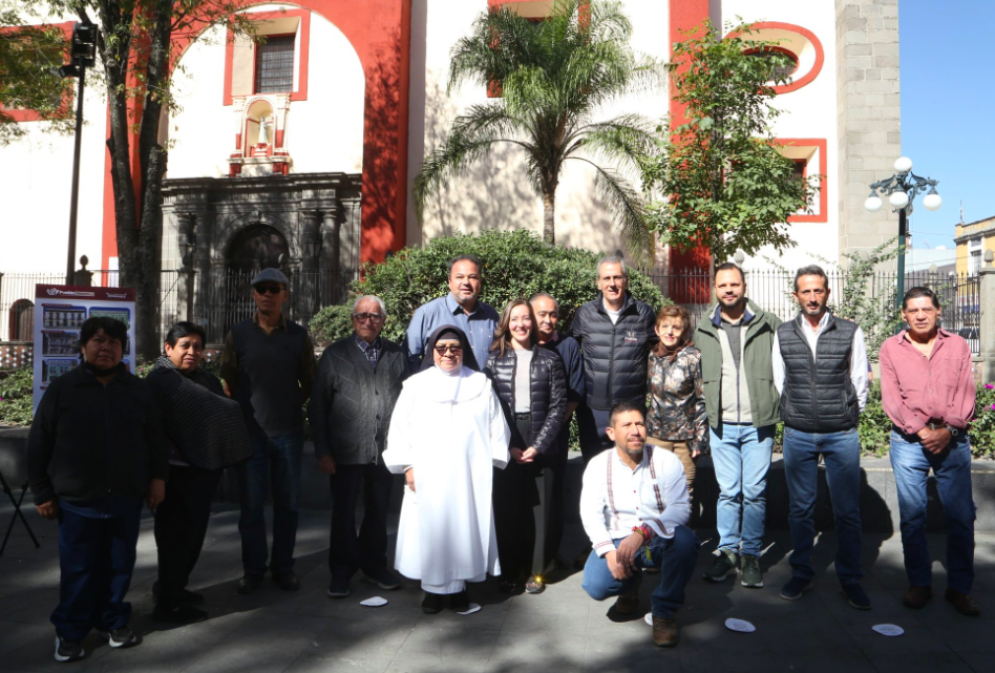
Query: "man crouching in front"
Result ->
[[580, 401, 699, 647]]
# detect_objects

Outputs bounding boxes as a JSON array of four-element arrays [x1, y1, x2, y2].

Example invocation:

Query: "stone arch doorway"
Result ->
[[226, 224, 290, 274]]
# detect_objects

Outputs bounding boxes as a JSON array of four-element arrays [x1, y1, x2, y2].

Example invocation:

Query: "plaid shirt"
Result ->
[[355, 334, 382, 369]]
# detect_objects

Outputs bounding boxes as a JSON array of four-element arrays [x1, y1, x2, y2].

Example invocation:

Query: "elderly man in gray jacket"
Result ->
[[309, 295, 409, 598]]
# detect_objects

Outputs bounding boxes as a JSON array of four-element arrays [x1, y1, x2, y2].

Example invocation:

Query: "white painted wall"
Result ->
[[720, 0, 840, 271], [167, 6, 365, 179], [408, 0, 669, 256], [0, 74, 107, 276]]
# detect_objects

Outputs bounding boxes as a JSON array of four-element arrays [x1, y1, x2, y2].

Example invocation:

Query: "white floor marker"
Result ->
[[872, 624, 905, 637], [724, 618, 757, 633], [360, 596, 388, 607]]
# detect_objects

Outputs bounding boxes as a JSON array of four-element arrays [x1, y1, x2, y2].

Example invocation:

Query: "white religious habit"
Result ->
[[580, 444, 691, 558], [383, 364, 511, 594]]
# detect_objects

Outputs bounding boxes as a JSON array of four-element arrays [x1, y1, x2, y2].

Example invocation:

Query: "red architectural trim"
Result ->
[[222, 8, 311, 106], [742, 45, 799, 77], [772, 138, 828, 223], [727, 22, 824, 95], [667, 0, 711, 278], [101, 1, 412, 270]]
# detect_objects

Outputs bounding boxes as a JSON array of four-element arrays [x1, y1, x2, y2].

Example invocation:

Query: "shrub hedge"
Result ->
[[310, 229, 667, 346]]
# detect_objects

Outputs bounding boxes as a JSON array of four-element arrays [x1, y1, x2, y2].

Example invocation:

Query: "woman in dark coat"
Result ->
[[486, 299, 567, 594], [28, 317, 168, 662], [145, 322, 251, 624]]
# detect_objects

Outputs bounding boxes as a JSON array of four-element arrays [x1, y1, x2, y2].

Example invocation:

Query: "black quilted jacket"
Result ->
[[570, 292, 657, 411], [485, 347, 567, 455]]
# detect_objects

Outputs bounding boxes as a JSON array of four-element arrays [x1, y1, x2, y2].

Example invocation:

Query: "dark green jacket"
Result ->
[[694, 299, 781, 429]]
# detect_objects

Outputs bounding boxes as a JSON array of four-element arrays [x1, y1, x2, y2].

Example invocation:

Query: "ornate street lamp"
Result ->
[[59, 21, 99, 285], [864, 157, 942, 309]]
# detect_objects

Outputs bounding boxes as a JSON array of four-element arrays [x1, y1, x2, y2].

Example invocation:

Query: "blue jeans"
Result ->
[[710, 423, 774, 557], [889, 430, 975, 593], [782, 427, 862, 585], [52, 500, 142, 641], [238, 432, 304, 577], [582, 525, 699, 618]]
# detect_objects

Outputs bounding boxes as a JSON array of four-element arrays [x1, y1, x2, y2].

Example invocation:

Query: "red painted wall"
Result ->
[[100, 0, 411, 270]]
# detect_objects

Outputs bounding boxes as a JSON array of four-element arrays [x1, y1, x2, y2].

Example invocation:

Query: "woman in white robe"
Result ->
[[383, 325, 510, 614]]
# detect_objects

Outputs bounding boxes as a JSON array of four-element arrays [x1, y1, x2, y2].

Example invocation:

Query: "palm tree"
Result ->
[[414, 0, 662, 258]]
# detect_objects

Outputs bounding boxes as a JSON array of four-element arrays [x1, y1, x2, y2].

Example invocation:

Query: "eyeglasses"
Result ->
[[434, 344, 463, 355], [254, 285, 284, 295], [352, 312, 384, 323]]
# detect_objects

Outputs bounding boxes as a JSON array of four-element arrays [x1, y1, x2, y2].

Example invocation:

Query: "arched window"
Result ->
[[8, 299, 34, 341]]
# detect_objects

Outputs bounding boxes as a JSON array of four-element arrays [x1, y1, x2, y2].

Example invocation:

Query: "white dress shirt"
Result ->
[[580, 445, 690, 558], [771, 312, 869, 411]]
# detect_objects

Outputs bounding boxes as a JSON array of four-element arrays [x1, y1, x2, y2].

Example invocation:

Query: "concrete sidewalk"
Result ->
[[0, 502, 992, 673]]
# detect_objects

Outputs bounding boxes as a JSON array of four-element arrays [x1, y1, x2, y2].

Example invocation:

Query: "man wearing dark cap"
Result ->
[[221, 268, 317, 594]]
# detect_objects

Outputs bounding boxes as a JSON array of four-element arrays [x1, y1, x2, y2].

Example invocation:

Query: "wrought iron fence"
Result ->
[[0, 272, 65, 341], [648, 268, 982, 356]]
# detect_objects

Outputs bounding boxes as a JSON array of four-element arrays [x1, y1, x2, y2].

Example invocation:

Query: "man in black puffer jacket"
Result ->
[[571, 256, 657, 462]]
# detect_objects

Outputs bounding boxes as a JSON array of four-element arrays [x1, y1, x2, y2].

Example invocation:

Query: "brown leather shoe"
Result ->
[[652, 616, 679, 647], [903, 585, 932, 609], [613, 572, 642, 615], [945, 588, 980, 617]]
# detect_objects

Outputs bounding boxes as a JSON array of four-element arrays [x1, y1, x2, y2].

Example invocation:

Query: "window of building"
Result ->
[[968, 237, 983, 275], [255, 35, 296, 93], [744, 47, 799, 82]]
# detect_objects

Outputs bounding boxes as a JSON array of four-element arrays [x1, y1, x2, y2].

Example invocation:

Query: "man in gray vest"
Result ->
[[309, 295, 409, 599], [773, 265, 870, 608], [694, 262, 780, 589], [221, 268, 317, 594]]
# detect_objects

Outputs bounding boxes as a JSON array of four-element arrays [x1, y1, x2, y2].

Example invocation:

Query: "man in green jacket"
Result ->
[[693, 262, 780, 589]]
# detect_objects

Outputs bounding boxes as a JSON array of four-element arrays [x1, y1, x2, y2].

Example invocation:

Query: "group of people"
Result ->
[[26, 254, 980, 661]]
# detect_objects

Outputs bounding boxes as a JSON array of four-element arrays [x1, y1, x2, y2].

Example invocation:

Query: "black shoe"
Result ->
[[237, 574, 264, 595], [497, 578, 519, 594], [152, 604, 208, 624], [363, 569, 401, 591], [153, 582, 205, 606], [100, 627, 139, 649], [327, 576, 351, 598], [447, 590, 470, 612], [779, 577, 812, 601], [573, 547, 592, 570], [53, 636, 84, 663], [422, 592, 444, 614], [273, 572, 300, 591], [841, 583, 871, 610]]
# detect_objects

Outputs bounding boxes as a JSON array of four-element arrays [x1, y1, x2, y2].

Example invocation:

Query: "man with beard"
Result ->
[[579, 402, 697, 648], [772, 265, 870, 608], [405, 255, 498, 372], [693, 263, 781, 589]]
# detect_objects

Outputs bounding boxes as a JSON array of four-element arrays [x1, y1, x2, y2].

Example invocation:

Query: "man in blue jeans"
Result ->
[[772, 265, 870, 609], [580, 402, 698, 647], [694, 262, 781, 588], [879, 287, 979, 617], [221, 268, 317, 594]]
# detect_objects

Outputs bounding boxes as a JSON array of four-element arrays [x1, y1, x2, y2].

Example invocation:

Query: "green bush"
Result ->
[[0, 368, 34, 427], [971, 384, 995, 459], [310, 229, 667, 346]]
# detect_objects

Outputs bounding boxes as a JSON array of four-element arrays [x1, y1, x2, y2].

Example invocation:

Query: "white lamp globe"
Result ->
[[894, 157, 913, 173], [864, 195, 883, 212], [889, 191, 910, 209], [923, 192, 942, 211]]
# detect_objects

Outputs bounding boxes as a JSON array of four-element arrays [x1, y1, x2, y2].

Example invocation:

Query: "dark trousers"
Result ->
[[238, 432, 304, 577], [582, 525, 700, 619], [154, 465, 222, 608], [576, 405, 612, 463], [52, 501, 142, 641], [329, 461, 393, 580], [544, 432, 569, 563], [494, 416, 538, 581]]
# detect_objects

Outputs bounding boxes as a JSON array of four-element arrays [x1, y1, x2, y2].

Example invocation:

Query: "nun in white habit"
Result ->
[[384, 325, 510, 614]]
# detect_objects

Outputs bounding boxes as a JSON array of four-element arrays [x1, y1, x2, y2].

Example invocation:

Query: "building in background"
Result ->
[[1, 0, 903, 338], [955, 216, 995, 277]]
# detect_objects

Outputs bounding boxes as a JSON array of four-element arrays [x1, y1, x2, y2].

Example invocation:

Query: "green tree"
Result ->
[[643, 19, 818, 262], [0, 3, 73, 144], [310, 229, 666, 346], [19, 0, 251, 358], [414, 0, 661, 260]]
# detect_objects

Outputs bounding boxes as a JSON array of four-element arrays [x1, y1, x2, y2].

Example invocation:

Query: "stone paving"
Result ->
[[0, 500, 993, 673]]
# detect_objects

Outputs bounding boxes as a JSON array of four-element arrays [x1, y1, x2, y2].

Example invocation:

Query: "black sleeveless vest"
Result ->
[[777, 315, 859, 433]]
